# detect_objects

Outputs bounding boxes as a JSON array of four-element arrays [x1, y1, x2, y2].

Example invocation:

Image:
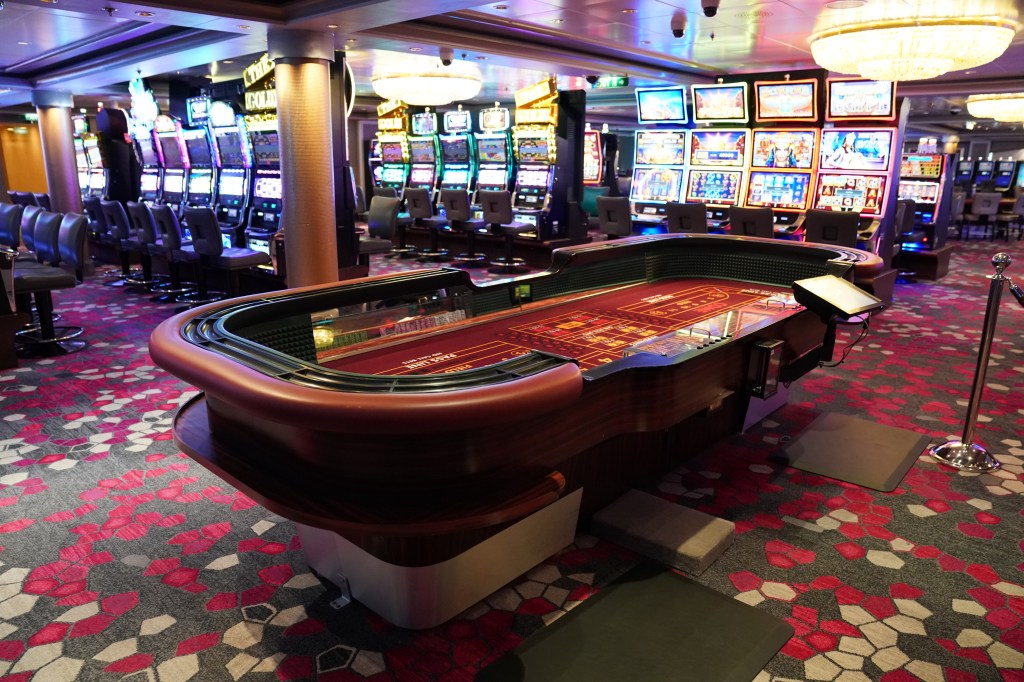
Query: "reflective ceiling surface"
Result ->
[[1, 0, 1024, 138]]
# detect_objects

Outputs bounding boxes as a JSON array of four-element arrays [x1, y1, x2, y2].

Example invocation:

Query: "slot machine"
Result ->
[[367, 139, 383, 188], [181, 97, 217, 212], [82, 134, 108, 198], [474, 104, 514, 193], [954, 160, 975, 188], [135, 131, 162, 205], [685, 128, 750, 230], [406, 110, 440, 193], [207, 100, 252, 248], [153, 114, 188, 216], [439, 107, 476, 193], [898, 153, 952, 249], [744, 128, 818, 234], [72, 116, 91, 201], [629, 86, 689, 228], [244, 118, 283, 256], [582, 126, 603, 188], [993, 160, 1016, 192], [973, 160, 995, 187]]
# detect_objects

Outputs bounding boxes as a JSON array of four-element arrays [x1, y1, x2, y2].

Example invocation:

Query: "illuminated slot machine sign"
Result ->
[[630, 129, 687, 217], [582, 130, 603, 185], [252, 173, 282, 204], [476, 106, 512, 191], [898, 154, 945, 223], [689, 129, 747, 167], [686, 129, 748, 208], [750, 129, 817, 171], [814, 173, 887, 216], [745, 171, 812, 211], [754, 79, 818, 123], [826, 78, 896, 122], [635, 86, 688, 125], [691, 83, 749, 124], [818, 129, 894, 174], [974, 161, 994, 183], [161, 171, 186, 196], [993, 160, 1015, 190], [630, 167, 685, 204], [900, 154, 942, 179]]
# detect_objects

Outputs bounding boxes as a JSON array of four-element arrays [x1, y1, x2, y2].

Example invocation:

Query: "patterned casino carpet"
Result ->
[[1, 236, 1023, 681]]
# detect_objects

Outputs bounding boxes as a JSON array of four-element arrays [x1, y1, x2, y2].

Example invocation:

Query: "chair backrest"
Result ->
[[33, 193, 52, 211], [182, 206, 223, 258], [404, 188, 435, 220], [57, 213, 87, 282], [5, 191, 15, 204], [894, 199, 917, 236], [100, 199, 133, 241], [972, 192, 1002, 217], [14, 191, 37, 207], [366, 196, 401, 239], [728, 206, 774, 239], [440, 189, 473, 222], [1010, 191, 1024, 216], [32, 211, 64, 265], [950, 191, 966, 219], [478, 190, 515, 226], [126, 201, 159, 245], [372, 186, 398, 199], [665, 201, 708, 234], [803, 209, 860, 247], [82, 196, 108, 236], [20, 204, 43, 252], [595, 196, 632, 237], [581, 186, 610, 217], [0, 202, 24, 249], [150, 204, 186, 251]]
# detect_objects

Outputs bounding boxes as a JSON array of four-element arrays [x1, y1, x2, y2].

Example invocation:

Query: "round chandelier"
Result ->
[[372, 58, 483, 107], [966, 92, 1024, 122], [809, 0, 1019, 81]]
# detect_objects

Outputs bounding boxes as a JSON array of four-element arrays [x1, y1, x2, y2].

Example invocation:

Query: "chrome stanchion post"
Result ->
[[930, 253, 1012, 472]]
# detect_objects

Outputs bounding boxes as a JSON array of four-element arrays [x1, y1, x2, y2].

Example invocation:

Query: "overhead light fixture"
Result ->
[[809, 0, 1020, 81], [372, 56, 483, 106], [409, 46, 423, 52], [135, 10, 154, 16], [327, 23, 338, 28], [237, 24, 251, 30], [966, 92, 1024, 122]]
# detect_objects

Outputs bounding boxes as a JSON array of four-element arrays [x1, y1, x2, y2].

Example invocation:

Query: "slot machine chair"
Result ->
[[362, 195, 403, 254], [33, 194, 51, 211], [99, 199, 146, 288], [0, 202, 24, 250], [440, 189, 489, 267], [12, 192, 38, 207], [594, 196, 633, 239], [581, 186, 610, 229], [13, 212, 88, 357], [403, 188, 446, 260], [728, 207, 775, 239], [665, 201, 709, 234], [126, 202, 172, 293], [478, 190, 533, 274], [803, 209, 860, 248], [128, 201, 194, 303], [965, 192, 1003, 240], [18, 205, 43, 261], [150, 204, 220, 310], [996, 192, 1024, 240], [183, 207, 270, 299], [949, 191, 967, 240]]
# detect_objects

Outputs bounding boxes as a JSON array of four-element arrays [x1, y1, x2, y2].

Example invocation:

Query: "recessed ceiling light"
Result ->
[[346, 38, 357, 43], [39, 0, 57, 4], [327, 24, 338, 29], [238, 25, 251, 30], [223, 60, 233, 64], [551, 18, 565, 23], [825, 0, 866, 8], [640, 40, 652, 45], [476, 56, 488, 60], [409, 46, 423, 51], [18, 41, 30, 46], [621, 8, 637, 13], [135, 10, 154, 17], [494, 4, 508, 9]]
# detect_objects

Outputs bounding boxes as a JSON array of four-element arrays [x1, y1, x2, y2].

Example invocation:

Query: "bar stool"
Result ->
[[99, 199, 142, 287], [150, 205, 215, 310], [666, 201, 709, 234], [126, 201, 168, 293], [183, 207, 270, 299], [478, 190, 533, 274], [440, 190, 489, 267]]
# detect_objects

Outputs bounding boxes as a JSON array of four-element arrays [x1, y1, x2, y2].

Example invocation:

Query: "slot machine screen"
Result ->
[[750, 130, 816, 169], [583, 130, 602, 183], [162, 173, 185, 195], [686, 170, 742, 205], [689, 130, 747, 167], [409, 139, 437, 164], [84, 140, 103, 168], [691, 83, 748, 123], [900, 154, 942, 178], [827, 79, 895, 121], [441, 137, 471, 164], [480, 108, 510, 131], [477, 168, 507, 187], [410, 167, 435, 184], [253, 174, 282, 199], [477, 137, 508, 164], [443, 169, 471, 185], [629, 167, 684, 203], [78, 171, 91, 189], [89, 172, 106, 190], [993, 161, 1014, 189], [1016, 163, 1024, 188], [956, 161, 974, 182], [214, 130, 246, 167], [72, 116, 88, 136], [137, 140, 159, 167], [218, 173, 246, 197], [381, 167, 406, 184], [158, 135, 185, 169], [379, 142, 405, 164], [755, 80, 817, 121], [819, 129, 893, 172], [634, 130, 686, 166], [251, 132, 280, 168], [516, 136, 550, 164], [975, 161, 994, 181], [188, 172, 213, 196], [814, 173, 886, 216], [898, 180, 939, 204], [516, 168, 550, 188], [369, 139, 382, 160], [411, 113, 438, 136], [635, 87, 687, 124], [140, 173, 159, 193], [184, 134, 212, 166], [745, 171, 812, 211]]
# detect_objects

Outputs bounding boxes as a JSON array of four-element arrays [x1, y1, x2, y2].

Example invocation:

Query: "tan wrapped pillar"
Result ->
[[32, 91, 82, 214], [268, 29, 337, 288]]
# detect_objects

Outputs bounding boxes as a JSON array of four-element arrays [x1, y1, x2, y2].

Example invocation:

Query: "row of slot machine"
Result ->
[[132, 96, 283, 252], [951, 158, 1023, 194], [627, 77, 901, 234]]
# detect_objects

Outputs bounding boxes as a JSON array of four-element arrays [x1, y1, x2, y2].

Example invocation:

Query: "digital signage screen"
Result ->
[[409, 139, 437, 164], [827, 79, 896, 121], [819, 129, 894, 172], [689, 130, 747, 167], [477, 168, 507, 187], [634, 130, 686, 167], [750, 129, 816, 170], [745, 171, 812, 211], [814, 173, 887, 216], [583, 130, 602, 183], [629, 167, 684, 203], [898, 180, 939, 205], [635, 87, 687, 124], [685, 169, 742, 205], [411, 113, 437, 136], [516, 135, 550, 164], [755, 79, 817, 121], [691, 83, 748, 124]]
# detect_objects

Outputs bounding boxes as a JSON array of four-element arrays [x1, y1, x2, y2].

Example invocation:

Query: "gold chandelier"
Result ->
[[966, 93, 1024, 122], [809, 1, 1019, 81], [372, 56, 483, 107]]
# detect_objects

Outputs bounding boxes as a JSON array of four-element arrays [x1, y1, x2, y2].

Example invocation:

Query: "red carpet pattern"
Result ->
[[0, 237, 1022, 681]]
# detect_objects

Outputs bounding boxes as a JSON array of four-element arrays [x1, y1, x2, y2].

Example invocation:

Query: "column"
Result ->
[[31, 90, 82, 214], [268, 29, 337, 288]]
